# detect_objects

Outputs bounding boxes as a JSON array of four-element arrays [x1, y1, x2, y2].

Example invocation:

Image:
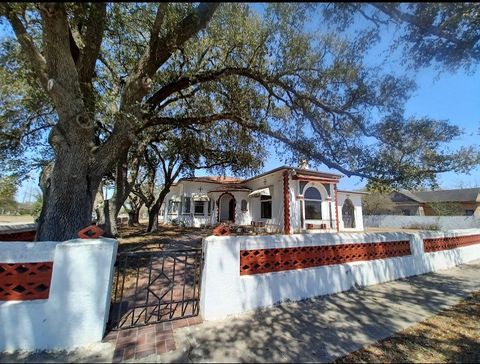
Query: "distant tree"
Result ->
[[124, 194, 144, 227], [132, 125, 264, 232], [31, 194, 43, 221], [428, 201, 463, 216], [0, 176, 18, 213], [362, 192, 396, 215]]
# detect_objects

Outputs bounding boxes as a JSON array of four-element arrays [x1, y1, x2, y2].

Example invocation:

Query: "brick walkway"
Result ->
[[104, 316, 202, 362]]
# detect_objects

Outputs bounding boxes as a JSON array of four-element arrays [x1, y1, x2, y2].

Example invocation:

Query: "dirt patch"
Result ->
[[117, 223, 210, 252], [0, 215, 35, 224], [335, 290, 480, 363], [113, 223, 207, 293]]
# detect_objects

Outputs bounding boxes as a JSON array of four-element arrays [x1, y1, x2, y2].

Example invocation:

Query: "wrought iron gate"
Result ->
[[107, 248, 202, 330]]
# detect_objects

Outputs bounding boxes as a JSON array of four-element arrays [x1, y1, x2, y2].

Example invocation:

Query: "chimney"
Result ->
[[299, 159, 309, 169]]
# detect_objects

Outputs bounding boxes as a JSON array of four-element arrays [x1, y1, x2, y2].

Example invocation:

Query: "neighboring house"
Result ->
[[390, 188, 480, 216], [161, 165, 366, 233]]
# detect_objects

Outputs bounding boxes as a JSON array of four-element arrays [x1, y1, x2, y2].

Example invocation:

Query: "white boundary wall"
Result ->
[[200, 229, 480, 320], [364, 215, 480, 230], [0, 238, 117, 352]]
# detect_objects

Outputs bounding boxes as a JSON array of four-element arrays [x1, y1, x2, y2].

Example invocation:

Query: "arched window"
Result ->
[[304, 187, 322, 219], [342, 198, 355, 228], [241, 199, 248, 211]]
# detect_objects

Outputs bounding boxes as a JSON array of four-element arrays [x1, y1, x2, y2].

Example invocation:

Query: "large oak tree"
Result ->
[[1, 3, 478, 241]]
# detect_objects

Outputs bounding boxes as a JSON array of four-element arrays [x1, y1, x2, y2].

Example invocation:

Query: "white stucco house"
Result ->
[[160, 165, 366, 233]]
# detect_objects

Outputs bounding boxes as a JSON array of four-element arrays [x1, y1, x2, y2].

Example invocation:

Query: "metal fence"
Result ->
[[107, 248, 202, 330]]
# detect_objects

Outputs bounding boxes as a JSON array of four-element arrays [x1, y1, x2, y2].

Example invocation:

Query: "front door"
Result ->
[[228, 198, 236, 222]]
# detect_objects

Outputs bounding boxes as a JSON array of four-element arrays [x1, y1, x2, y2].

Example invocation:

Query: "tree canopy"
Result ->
[[324, 3, 480, 73], [0, 3, 478, 240]]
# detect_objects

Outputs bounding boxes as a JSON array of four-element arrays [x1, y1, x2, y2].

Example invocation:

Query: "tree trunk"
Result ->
[[146, 205, 160, 232], [98, 156, 131, 236], [128, 209, 140, 226], [94, 183, 105, 225], [36, 153, 101, 241], [99, 199, 118, 237], [146, 188, 170, 233]]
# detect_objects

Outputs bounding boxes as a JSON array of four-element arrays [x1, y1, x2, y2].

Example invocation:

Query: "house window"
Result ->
[[241, 199, 248, 211], [168, 200, 179, 214], [207, 200, 212, 215], [304, 187, 322, 220], [261, 195, 272, 219], [182, 197, 191, 214], [465, 209, 474, 216], [194, 201, 205, 215]]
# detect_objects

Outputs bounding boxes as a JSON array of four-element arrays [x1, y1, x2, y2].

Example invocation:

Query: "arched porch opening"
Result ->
[[218, 192, 235, 223], [342, 198, 355, 228]]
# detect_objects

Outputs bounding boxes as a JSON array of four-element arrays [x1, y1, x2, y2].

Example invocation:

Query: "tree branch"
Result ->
[[0, 3, 49, 89], [371, 4, 468, 47], [77, 2, 106, 84], [122, 3, 219, 107], [142, 113, 238, 130]]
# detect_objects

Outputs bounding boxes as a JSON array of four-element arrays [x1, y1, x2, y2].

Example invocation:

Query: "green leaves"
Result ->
[[325, 3, 480, 73], [1, 2, 478, 193], [0, 176, 18, 211], [0, 39, 53, 177]]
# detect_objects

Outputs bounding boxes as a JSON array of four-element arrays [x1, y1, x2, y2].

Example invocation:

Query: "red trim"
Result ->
[[283, 171, 291, 234], [292, 175, 340, 183], [423, 234, 480, 252], [213, 225, 231, 236], [240, 240, 411, 275], [0, 230, 36, 242], [334, 185, 339, 232], [78, 225, 104, 239], [0, 262, 53, 300]]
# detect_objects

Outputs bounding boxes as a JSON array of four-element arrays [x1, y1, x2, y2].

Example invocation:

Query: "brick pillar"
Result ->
[[334, 184, 340, 232], [283, 171, 291, 234]]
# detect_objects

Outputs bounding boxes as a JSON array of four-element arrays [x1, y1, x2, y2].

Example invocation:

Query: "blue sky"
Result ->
[[194, 64, 480, 192], [198, 4, 480, 192], [12, 4, 480, 201]]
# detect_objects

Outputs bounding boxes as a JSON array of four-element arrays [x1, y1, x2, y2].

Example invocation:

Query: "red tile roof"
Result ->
[[178, 176, 243, 184], [208, 185, 252, 193]]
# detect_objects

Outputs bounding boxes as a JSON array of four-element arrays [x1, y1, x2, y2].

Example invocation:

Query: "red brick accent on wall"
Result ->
[[240, 241, 411, 275], [334, 185, 339, 232], [0, 230, 36, 242], [423, 234, 480, 253], [283, 171, 291, 234], [0, 262, 53, 301]]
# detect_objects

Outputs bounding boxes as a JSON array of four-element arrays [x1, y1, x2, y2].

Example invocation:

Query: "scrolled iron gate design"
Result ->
[[108, 248, 202, 330]]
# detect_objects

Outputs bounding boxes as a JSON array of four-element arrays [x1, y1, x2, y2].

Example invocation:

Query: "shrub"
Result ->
[[406, 223, 439, 230]]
